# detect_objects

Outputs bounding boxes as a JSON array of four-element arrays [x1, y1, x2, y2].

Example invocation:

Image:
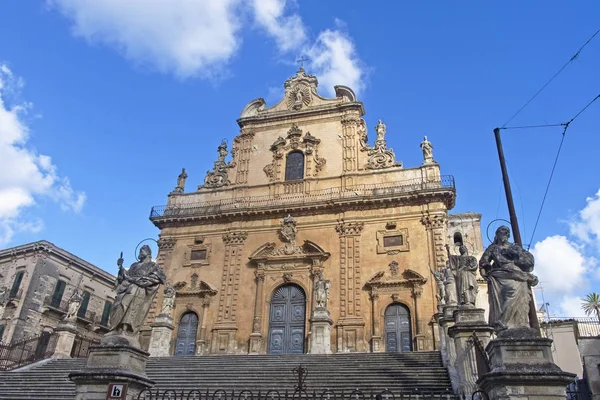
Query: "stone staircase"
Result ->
[[0, 352, 454, 399]]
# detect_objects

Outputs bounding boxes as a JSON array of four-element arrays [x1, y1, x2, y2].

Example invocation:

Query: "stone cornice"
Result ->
[[0, 240, 115, 284]]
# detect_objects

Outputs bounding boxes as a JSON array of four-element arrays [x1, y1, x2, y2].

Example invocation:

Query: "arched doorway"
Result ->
[[268, 284, 306, 354], [385, 303, 412, 353], [175, 312, 198, 356]]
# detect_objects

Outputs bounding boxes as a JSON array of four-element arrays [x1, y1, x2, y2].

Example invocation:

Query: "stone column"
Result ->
[[477, 331, 576, 400], [147, 314, 174, 357], [447, 308, 494, 397], [53, 322, 78, 359], [196, 298, 211, 355], [249, 270, 265, 354], [370, 291, 383, 352], [69, 345, 154, 400], [412, 285, 427, 351]]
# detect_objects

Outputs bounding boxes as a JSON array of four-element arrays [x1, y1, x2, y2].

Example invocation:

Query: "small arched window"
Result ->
[[453, 232, 463, 246], [285, 151, 304, 181]]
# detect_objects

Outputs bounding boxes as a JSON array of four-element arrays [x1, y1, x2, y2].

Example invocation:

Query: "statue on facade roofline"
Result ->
[[103, 245, 166, 348], [479, 226, 537, 335], [420, 136, 435, 164]]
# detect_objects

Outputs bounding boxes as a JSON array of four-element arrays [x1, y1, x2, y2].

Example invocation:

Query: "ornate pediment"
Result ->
[[173, 278, 218, 297], [364, 263, 427, 290], [249, 216, 330, 267], [238, 68, 361, 118], [263, 124, 326, 181]]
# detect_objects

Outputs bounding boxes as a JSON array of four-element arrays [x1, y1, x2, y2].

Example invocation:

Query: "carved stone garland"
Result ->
[[362, 119, 402, 170], [201, 140, 236, 189], [263, 124, 326, 182]]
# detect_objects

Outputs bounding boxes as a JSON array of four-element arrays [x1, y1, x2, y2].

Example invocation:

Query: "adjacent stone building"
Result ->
[[144, 68, 487, 356], [0, 241, 116, 346]]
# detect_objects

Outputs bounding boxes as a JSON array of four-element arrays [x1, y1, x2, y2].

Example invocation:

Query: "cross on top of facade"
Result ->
[[296, 55, 309, 68]]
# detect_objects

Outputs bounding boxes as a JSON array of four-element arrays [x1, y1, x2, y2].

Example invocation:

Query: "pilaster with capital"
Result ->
[[196, 298, 211, 355], [212, 231, 247, 354], [369, 291, 383, 352], [233, 128, 255, 184], [420, 213, 448, 270], [335, 222, 366, 352], [340, 112, 361, 172]]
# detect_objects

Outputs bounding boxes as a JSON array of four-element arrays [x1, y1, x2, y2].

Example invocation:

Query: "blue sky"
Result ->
[[1, 1, 599, 317]]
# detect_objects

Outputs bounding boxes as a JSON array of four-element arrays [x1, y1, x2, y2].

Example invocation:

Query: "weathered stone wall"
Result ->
[[0, 241, 115, 345]]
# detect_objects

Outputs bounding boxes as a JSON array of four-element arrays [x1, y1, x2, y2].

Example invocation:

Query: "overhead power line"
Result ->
[[501, 28, 600, 128], [526, 93, 600, 249]]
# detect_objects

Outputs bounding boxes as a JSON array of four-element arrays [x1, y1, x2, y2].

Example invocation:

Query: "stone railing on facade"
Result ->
[[150, 175, 455, 222]]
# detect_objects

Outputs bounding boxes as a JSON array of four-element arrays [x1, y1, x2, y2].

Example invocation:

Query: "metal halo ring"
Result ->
[[486, 218, 511, 244], [134, 238, 159, 261]]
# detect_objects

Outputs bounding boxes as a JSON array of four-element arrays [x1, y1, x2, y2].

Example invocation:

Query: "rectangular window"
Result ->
[[77, 291, 91, 318], [0, 324, 5, 343], [100, 300, 112, 327], [190, 249, 207, 261], [9, 271, 24, 298], [383, 235, 404, 247], [51, 280, 67, 308]]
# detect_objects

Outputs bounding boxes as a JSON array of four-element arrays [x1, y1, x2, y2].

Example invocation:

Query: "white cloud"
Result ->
[[250, 0, 306, 52], [555, 295, 589, 318], [49, 0, 366, 95], [532, 235, 594, 295], [569, 189, 600, 250], [47, 0, 242, 79], [0, 64, 85, 246], [306, 29, 365, 96]]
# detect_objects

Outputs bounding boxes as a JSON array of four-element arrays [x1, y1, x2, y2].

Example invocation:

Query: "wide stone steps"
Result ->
[[0, 352, 453, 400]]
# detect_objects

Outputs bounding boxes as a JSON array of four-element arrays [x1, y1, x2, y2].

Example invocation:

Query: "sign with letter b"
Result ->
[[106, 383, 127, 399]]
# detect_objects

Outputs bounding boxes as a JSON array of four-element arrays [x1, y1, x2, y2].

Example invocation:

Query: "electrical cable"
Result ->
[[527, 93, 600, 249], [501, 28, 600, 128]]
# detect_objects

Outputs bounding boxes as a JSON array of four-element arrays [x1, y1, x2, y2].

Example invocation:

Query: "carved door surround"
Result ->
[[364, 265, 427, 352], [172, 280, 217, 355], [248, 235, 330, 354]]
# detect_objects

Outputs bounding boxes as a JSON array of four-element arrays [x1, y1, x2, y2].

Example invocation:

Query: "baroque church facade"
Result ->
[[144, 68, 481, 356]]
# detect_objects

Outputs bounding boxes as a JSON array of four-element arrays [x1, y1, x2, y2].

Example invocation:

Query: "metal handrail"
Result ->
[[150, 175, 455, 220]]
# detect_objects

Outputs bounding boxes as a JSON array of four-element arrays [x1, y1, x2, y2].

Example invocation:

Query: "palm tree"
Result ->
[[581, 292, 600, 323]]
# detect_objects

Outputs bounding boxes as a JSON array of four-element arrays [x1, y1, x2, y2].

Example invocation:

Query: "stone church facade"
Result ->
[[146, 68, 464, 355]]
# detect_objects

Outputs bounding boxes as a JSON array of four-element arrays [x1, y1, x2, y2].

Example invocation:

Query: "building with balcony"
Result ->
[[0, 241, 116, 346], [145, 67, 475, 356]]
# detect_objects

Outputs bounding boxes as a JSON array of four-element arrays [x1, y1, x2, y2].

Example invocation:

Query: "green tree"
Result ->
[[581, 292, 600, 323]]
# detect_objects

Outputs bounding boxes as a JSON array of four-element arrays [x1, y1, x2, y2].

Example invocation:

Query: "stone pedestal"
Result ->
[[148, 314, 174, 357], [69, 345, 155, 400], [371, 336, 383, 352], [477, 331, 576, 400], [310, 308, 333, 354], [249, 333, 263, 355], [53, 321, 78, 358], [447, 308, 494, 397]]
